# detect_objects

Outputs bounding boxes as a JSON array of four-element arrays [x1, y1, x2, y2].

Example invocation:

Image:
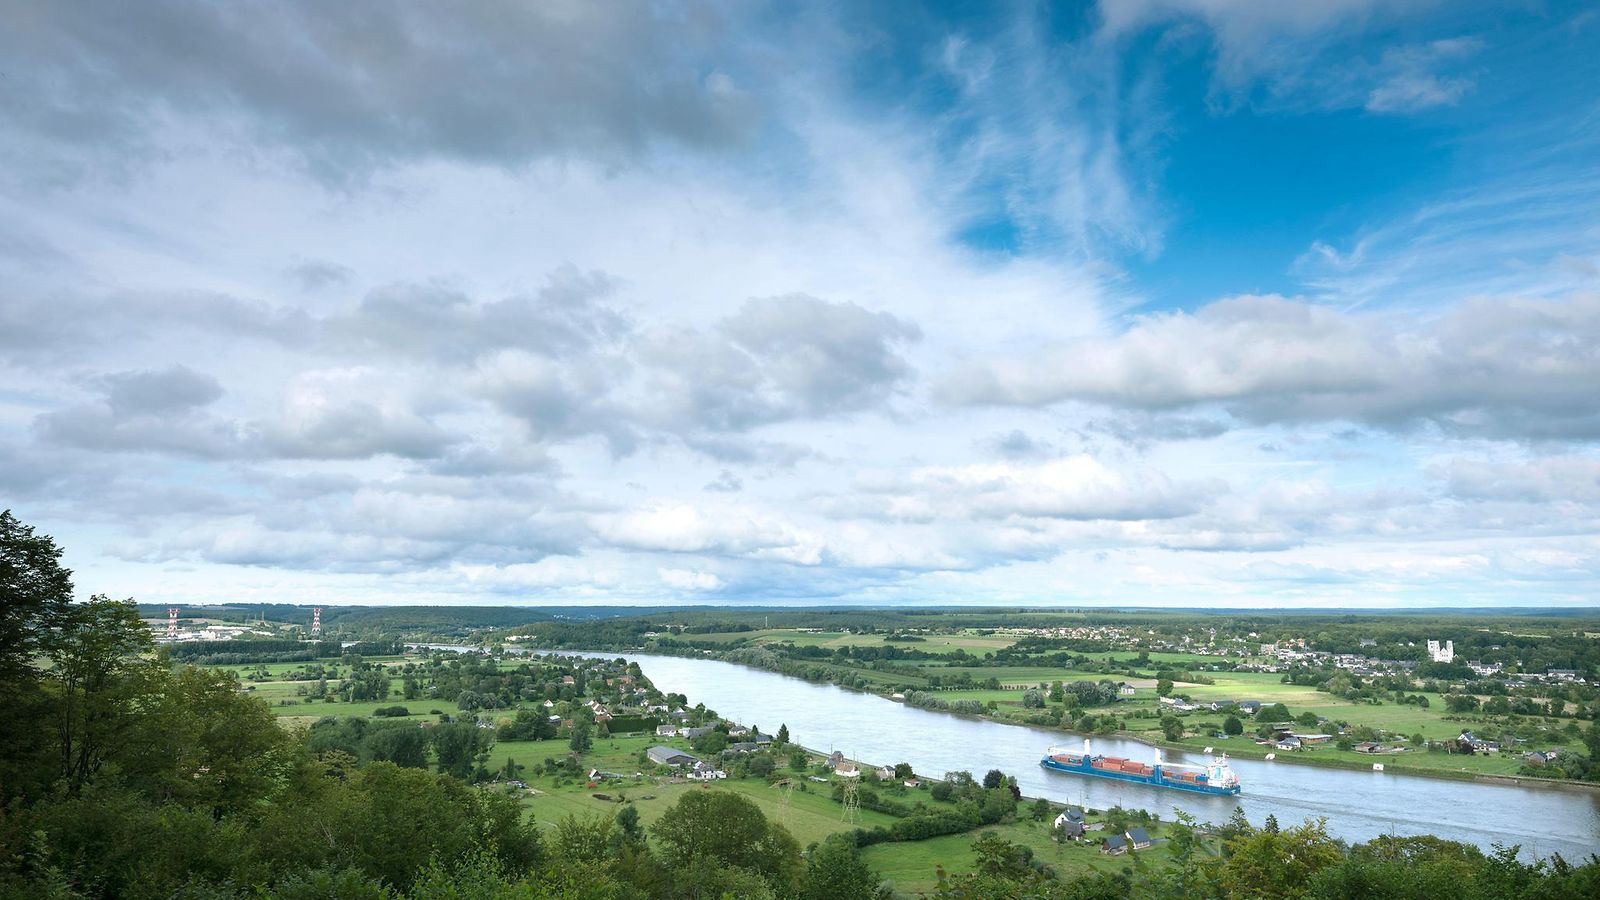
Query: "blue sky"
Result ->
[[2, 0, 1599, 608]]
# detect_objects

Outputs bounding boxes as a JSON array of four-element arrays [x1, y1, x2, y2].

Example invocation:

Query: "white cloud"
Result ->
[[942, 292, 1600, 440], [658, 567, 724, 591]]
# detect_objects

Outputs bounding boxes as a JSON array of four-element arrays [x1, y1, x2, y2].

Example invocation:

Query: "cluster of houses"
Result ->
[[644, 745, 727, 780], [1453, 730, 1562, 758], [1050, 807, 1153, 855], [997, 625, 1135, 643], [1522, 748, 1565, 766]]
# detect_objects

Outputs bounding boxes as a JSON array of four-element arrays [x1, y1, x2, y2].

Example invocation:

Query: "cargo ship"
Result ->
[[1040, 739, 1241, 795]]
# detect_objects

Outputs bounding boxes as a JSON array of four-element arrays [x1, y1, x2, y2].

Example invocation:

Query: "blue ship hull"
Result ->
[[1040, 755, 1242, 796]]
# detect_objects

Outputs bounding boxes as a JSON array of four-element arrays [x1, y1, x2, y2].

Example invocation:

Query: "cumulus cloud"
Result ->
[[839, 455, 1214, 523], [658, 567, 724, 591], [634, 294, 921, 432], [942, 293, 1600, 440], [0, 0, 761, 179], [597, 501, 825, 565], [284, 259, 354, 292], [259, 368, 456, 460], [703, 470, 744, 493], [330, 269, 627, 363], [1440, 456, 1600, 503], [38, 365, 241, 458]]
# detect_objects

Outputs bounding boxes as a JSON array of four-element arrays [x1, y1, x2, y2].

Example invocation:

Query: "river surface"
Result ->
[[420, 645, 1600, 860]]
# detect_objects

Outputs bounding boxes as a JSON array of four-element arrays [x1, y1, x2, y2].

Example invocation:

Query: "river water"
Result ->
[[421, 645, 1600, 860]]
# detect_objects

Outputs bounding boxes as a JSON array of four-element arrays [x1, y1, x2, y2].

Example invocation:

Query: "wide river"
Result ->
[[427, 646, 1600, 859]]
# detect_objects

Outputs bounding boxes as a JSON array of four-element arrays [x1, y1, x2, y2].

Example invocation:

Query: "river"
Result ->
[[419, 645, 1600, 860]]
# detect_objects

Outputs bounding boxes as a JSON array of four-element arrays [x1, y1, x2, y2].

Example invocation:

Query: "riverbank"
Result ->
[[518, 641, 1596, 792]]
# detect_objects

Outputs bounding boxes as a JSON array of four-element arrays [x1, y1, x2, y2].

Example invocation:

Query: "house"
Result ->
[[834, 761, 861, 778], [1275, 736, 1302, 751], [1236, 700, 1261, 715], [561, 675, 576, 685], [1101, 834, 1127, 855], [1117, 682, 1137, 696], [728, 726, 751, 738], [1053, 809, 1085, 840], [1208, 700, 1236, 712], [681, 725, 716, 739], [686, 767, 726, 781], [1126, 827, 1152, 851], [646, 746, 699, 768], [827, 751, 845, 767], [753, 734, 773, 745], [1548, 669, 1581, 682], [903, 778, 922, 788], [1352, 742, 1382, 754], [1297, 733, 1334, 745], [876, 765, 896, 780], [656, 724, 678, 737], [726, 741, 759, 754]]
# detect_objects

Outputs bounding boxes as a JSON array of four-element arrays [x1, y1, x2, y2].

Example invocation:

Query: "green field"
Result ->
[[860, 812, 1162, 893]]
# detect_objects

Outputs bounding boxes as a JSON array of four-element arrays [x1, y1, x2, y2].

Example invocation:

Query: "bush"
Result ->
[[374, 705, 411, 717]]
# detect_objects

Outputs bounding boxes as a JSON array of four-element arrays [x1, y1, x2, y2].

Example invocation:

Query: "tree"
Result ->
[[790, 748, 810, 771], [1157, 678, 1174, 697], [1161, 715, 1185, 742], [1031, 798, 1051, 821], [568, 719, 592, 752], [554, 814, 614, 863], [983, 768, 1005, 789], [1224, 715, 1244, 736], [614, 803, 642, 844], [0, 510, 74, 691], [1216, 819, 1342, 899], [776, 723, 790, 744], [47, 596, 163, 792], [1257, 702, 1291, 721], [894, 762, 914, 779], [432, 722, 492, 779], [366, 724, 430, 769], [801, 835, 879, 900], [651, 791, 801, 885]]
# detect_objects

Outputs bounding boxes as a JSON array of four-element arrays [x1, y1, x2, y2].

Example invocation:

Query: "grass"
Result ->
[[495, 734, 901, 847], [860, 813, 1162, 894]]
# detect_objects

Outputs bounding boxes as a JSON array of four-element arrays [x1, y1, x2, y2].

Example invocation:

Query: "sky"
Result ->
[[3, 1, 1600, 609]]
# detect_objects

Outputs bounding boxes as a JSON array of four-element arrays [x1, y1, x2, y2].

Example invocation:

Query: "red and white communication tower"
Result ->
[[167, 607, 179, 639], [311, 607, 322, 637]]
